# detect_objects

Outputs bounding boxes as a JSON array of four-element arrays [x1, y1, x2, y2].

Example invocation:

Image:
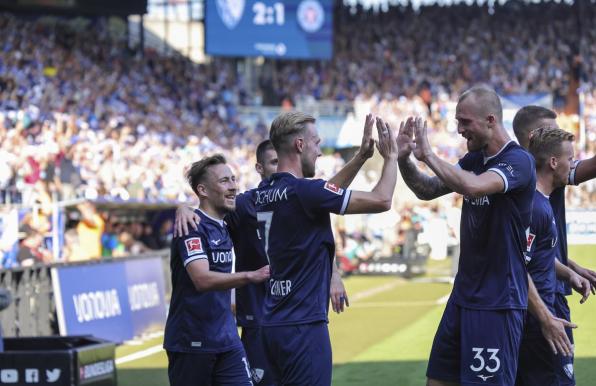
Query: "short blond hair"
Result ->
[[529, 127, 575, 169], [269, 112, 316, 152]]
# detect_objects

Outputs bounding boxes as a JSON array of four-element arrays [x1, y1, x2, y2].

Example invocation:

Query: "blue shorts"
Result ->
[[262, 322, 332, 386], [167, 347, 252, 386], [241, 327, 276, 385], [553, 293, 575, 386], [427, 299, 525, 386], [515, 334, 557, 386]]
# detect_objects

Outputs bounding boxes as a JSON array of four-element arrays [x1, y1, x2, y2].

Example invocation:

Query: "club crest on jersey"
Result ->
[[185, 237, 204, 256], [216, 0, 245, 30], [324, 182, 344, 195]]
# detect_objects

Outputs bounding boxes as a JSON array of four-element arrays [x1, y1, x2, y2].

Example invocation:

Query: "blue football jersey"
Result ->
[[525, 191, 558, 337], [453, 141, 536, 310], [226, 187, 269, 328], [255, 172, 351, 326], [550, 159, 582, 296], [163, 209, 241, 353]]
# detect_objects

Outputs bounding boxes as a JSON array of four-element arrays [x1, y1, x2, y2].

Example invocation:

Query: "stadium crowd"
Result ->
[[0, 1, 595, 267]]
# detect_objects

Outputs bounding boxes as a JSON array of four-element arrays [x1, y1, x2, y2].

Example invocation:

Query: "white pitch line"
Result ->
[[350, 280, 403, 302], [116, 345, 164, 365]]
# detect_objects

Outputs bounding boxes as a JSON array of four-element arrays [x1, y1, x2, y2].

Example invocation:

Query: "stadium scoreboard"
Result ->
[[205, 0, 333, 59]]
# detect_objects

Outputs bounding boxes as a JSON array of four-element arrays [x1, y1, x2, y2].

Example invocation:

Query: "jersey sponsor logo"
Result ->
[[212, 250, 233, 264], [251, 368, 265, 383], [564, 364, 574, 379], [324, 182, 344, 195], [463, 195, 490, 206], [216, 0, 245, 30], [477, 374, 495, 381], [185, 238, 204, 256], [191, 341, 202, 347], [255, 187, 288, 205]]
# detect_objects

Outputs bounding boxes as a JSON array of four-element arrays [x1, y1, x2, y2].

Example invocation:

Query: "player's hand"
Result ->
[[541, 314, 577, 357], [574, 265, 596, 295], [356, 114, 375, 161], [247, 265, 270, 283], [412, 117, 433, 162], [330, 271, 349, 314], [174, 206, 200, 238], [397, 117, 415, 161], [375, 117, 398, 161], [569, 271, 591, 303]]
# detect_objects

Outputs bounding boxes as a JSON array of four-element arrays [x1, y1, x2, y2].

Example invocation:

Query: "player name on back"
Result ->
[[255, 187, 288, 205]]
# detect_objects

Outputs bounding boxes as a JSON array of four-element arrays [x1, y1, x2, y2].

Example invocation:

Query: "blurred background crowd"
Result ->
[[1, 1, 595, 268]]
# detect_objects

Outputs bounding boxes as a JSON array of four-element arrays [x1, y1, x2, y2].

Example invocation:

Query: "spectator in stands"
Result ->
[[74, 202, 104, 261]]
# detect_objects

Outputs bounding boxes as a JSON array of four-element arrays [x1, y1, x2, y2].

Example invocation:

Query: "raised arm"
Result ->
[[411, 118, 505, 197], [344, 118, 398, 214], [572, 155, 596, 185], [186, 259, 269, 292], [397, 117, 452, 200], [328, 114, 375, 189]]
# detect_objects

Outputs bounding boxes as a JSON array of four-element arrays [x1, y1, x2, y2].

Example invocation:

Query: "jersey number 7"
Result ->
[[257, 211, 273, 263]]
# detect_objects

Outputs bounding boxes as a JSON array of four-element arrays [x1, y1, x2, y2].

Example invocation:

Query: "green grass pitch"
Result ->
[[117, 245, 596, 385]]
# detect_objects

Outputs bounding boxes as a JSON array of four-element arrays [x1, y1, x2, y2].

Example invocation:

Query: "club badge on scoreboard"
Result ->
[[297, 0, 325, 33], [216, 0, 245, 29]]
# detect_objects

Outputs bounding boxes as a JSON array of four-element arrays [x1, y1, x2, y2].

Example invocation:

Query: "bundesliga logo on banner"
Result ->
[[216, 0, 245, 29]]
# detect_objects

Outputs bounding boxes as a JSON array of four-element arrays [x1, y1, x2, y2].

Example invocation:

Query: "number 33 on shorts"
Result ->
[[469, 348, 501, 382]]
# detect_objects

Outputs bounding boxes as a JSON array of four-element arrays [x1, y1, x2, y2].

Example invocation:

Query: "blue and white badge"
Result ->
[[297, 0, 325, 33], [216, 0, 245, 29]]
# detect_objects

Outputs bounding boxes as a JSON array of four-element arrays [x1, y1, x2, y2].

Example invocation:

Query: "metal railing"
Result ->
[[0, 251, 170, 338]]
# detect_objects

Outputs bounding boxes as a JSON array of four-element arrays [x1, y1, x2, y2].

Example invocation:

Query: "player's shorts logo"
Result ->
[[564, 363, 574, 379], [216, 0, 245, 30], [297, 0, 325, 33], [185, 237, 204, 256]]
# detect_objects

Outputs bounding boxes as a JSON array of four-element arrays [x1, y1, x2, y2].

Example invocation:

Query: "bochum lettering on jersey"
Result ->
[[255, 187, 288, 205], [73, 289, 122, 323]]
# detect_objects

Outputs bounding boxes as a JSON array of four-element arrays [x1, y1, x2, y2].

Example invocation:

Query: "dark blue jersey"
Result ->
[[255, 172, 351, 326], [226, 188, 269, 328], [163, 209, 241, 353], [551, 159, 582, 296], [453, 141, 535, 310], [525, 190, 558, 336]]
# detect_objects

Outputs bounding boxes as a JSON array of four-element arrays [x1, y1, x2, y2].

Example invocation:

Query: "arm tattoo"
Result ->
[[398, 157, 452, 200]]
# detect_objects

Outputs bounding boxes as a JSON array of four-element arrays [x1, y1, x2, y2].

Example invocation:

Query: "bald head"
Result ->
[[458, 85, 503, 124]]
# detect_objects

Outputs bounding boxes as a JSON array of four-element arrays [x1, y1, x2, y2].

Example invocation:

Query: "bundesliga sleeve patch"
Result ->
[[324, 182, 344, 195], [185, 237, 204, 256], [526, 232, 536, 253]]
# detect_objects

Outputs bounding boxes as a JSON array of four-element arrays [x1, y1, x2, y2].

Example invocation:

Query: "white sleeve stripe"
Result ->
[[183, 255, 207, 267], [340, 189, 352, 215], [569, 160, 581, 185], [488, 168, 508, 193]]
